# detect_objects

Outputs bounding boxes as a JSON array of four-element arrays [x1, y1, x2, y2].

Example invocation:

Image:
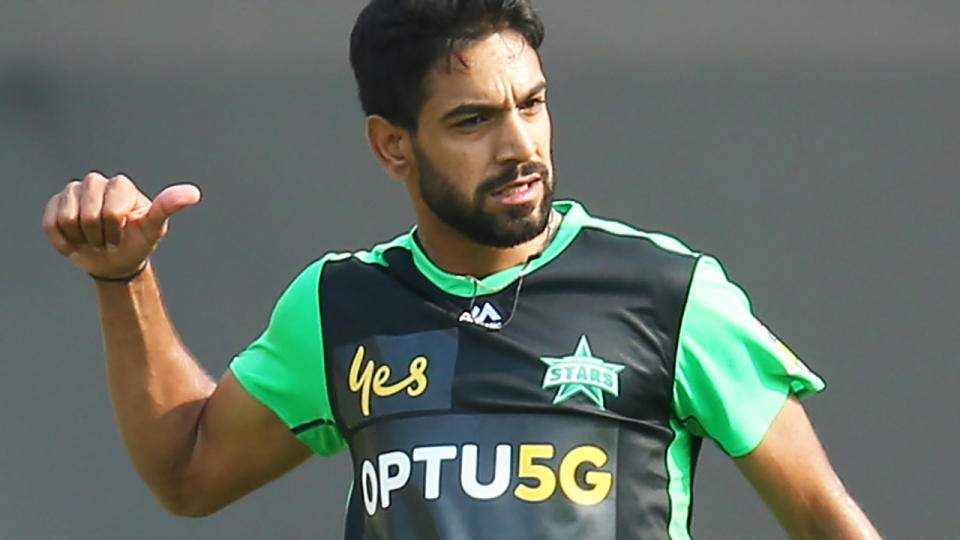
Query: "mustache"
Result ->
[[479, 161, 550, 194]]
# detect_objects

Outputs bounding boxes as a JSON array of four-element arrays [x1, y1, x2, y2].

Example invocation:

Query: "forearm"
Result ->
[[44, 176, 304, 516], [95, 262, 216, 506]]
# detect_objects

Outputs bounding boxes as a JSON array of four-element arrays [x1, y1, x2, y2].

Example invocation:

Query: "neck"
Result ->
[[415, 209, 561, 278]]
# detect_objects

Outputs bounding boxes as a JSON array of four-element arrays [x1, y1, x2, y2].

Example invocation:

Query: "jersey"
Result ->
[[230, 200, 825, 540]]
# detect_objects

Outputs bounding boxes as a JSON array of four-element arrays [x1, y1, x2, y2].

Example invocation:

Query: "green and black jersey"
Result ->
[[231, 200, 824, 540]]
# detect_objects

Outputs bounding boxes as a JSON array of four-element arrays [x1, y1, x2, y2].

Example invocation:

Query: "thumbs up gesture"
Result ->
[[42, 172, 201, 279]]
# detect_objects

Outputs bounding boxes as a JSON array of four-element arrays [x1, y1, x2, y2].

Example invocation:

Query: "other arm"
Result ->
[[673, 254, 880, 538], [96, 266, 313, 516], [43, 173, 313, 516], [735, 396, 881, 540]]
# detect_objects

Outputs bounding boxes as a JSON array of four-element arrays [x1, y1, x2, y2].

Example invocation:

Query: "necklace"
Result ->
[[539, 208, 562, 255], [461, 208, 562, 330]]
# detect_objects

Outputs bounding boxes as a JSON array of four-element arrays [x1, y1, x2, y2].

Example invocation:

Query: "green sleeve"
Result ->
[[673, 256, 826, 457], [230, 256, 347, 456]]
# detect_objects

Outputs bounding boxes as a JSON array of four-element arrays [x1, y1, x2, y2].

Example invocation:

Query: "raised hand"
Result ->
[[42, 172, 201, 279]]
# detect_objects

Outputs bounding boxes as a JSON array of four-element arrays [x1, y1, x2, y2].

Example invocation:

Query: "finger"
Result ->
[[42, 193, 75, 256], [57, 180, 85, 244], [79, 171, 108, 247], [101, 174, 141, 246], [141, 184, 202, 235]]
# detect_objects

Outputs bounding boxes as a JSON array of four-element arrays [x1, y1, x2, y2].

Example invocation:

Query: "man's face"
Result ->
[[410, 30, 553, 248]]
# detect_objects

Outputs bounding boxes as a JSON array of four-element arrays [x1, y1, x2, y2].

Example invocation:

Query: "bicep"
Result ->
[[735, 396, 844, 507], [180, 370, 314, 515], [734, 396, 879, 539]]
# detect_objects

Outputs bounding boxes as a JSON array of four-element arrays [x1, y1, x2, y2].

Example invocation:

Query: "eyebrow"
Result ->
[[441, 81, 548, 123]]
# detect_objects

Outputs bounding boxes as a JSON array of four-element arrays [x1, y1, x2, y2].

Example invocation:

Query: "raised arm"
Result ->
[[42, 172, 313, 516], [735, 396, 882, 539]]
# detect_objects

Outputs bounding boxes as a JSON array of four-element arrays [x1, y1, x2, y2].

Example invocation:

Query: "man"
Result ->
[[41, 1, 881, 538]]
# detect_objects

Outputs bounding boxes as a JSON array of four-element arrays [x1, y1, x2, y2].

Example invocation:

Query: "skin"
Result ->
[[43, 30, 881, 537], [737, 397, 881, 538], [367, 30, 555, 276], [42, 174, 312, 516]]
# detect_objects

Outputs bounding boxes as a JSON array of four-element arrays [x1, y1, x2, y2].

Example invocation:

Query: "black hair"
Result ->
[[350, 0, 545, 131]]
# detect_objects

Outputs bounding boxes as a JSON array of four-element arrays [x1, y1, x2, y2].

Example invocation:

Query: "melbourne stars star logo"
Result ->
[[539, 335, 625, 410]]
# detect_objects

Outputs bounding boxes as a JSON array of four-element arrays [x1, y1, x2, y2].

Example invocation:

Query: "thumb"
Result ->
[[143, 184, 202, 231]]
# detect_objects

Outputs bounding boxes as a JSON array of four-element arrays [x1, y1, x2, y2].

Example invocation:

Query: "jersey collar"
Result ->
[[406, 200, 587, 298]]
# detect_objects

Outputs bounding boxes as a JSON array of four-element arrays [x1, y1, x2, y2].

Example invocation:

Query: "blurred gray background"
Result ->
[[2, 1, 957, 538]]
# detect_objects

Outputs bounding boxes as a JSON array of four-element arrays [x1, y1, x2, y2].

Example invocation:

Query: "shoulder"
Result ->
[[276, 232, 424, 308], [561, 202, 702, 285], [552, 202, 704, 304], [287, 230, 417, 281], [568, 201, 700, 261]]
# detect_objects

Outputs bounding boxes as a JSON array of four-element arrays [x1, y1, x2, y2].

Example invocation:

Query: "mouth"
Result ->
[[490, 174, 542, 201]]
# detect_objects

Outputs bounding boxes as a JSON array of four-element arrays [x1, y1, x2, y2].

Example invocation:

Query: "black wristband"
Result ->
[[88, 262, 148, 283]]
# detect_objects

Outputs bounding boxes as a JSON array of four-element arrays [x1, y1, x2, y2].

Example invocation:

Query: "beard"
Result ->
[[413, 144, 554, 249]]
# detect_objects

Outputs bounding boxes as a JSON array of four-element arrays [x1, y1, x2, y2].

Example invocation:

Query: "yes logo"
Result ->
[[348, 345, 429, 416]]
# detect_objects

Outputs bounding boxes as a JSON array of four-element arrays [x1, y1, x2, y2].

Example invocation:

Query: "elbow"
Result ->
[[152, 485, 225, 518], [795, 488, 879, 539], [162, 500, 220, 519]]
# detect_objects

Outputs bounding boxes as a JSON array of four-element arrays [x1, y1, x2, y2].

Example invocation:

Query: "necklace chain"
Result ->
[[463, 208, 562, 330]]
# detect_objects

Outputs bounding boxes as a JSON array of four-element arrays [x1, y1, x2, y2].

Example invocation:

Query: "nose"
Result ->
[[495, 110, 538, 164]]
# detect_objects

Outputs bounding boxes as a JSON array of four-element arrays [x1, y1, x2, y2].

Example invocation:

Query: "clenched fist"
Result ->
[[42, 172, 201, 280]]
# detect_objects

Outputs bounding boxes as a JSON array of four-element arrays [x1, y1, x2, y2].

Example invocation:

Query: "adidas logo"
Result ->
[[458, 302, 504, 330]]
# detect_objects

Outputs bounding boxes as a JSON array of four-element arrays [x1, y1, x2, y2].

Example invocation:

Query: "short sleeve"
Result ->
[[230, 258, 347, 456], [673, 256, 825, 457]]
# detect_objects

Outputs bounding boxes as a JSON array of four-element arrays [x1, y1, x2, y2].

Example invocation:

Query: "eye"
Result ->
[[520, 97, 546, 112], [455, 113, 489, 129]]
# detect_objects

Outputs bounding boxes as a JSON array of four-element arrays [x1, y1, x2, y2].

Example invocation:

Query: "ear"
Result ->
[[366, 115, 414, 182]]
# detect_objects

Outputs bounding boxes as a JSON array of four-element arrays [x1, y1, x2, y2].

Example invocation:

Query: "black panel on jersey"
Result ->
[[320, 223, 699, 540]]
